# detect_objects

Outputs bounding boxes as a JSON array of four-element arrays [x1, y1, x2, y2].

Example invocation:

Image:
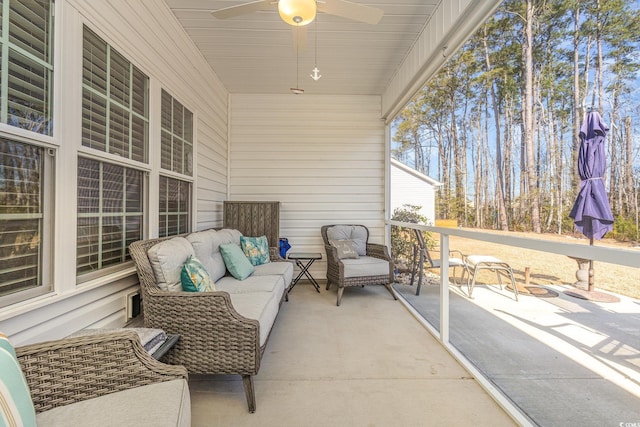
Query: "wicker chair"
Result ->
[[321, 224, 397, 306], [129, 233, 285, 413], [16, 331, 188, 415]]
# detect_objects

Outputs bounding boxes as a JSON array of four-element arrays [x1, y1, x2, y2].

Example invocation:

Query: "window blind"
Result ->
[[77, 157, 143, 275], [0, 139, 44, 297], [81, 26, 148, 163], [2, 0, 54, 135], [159, 175, 191, 238]]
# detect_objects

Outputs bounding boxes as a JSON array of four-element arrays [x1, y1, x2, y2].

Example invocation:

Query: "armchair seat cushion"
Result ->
[[36, 379, 190, 427], [342, 256, 390, 278]]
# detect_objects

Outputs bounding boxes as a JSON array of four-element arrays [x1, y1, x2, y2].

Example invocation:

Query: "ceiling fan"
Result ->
[[211, 0, 384, 26]]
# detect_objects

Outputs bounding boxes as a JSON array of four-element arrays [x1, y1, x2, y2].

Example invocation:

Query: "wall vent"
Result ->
[[126, 291, 141, 320]]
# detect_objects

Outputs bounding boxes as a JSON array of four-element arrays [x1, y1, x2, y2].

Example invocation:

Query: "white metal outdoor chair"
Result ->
[[410, 229, 466, 296], [462, 255, 519, 301]]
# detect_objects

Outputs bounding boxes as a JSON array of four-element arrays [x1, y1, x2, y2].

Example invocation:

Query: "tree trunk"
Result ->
[[482, 26, 509, 230], [524, 0, 541, 233]]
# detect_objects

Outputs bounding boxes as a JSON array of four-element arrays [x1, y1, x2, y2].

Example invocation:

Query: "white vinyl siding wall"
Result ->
[[2, 0, 228, 346], [229, 94, 385, 278], [390, 160, 439, 225]]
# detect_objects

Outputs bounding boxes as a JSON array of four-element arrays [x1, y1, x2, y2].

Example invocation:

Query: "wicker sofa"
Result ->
[[129, 228, 293, 413], [15, 331, 190, 426]]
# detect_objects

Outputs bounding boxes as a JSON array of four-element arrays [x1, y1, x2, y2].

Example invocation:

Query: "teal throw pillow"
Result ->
[[240, 235, 270, 266], [0, 333, 37, 427], [181, 256, 216, 292], [220, 243, 255, 280]]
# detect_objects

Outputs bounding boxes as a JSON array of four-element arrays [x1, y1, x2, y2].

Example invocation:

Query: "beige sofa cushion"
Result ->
[[147, 237, 195, 291], [216, 274, 285, 300], [253, 261, 294, 287], [228, 291, 281, 346], [36, 379, 190, 427], [187, 229, 243, 282]]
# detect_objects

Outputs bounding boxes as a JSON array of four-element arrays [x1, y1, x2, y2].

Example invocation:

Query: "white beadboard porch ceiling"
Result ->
[[165, 0, 439, 96]]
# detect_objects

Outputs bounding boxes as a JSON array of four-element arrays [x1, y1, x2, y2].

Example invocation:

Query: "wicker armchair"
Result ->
[[129, 233, 284, 413], [321, 224, 397, 306], [16, 331, 187, 414]]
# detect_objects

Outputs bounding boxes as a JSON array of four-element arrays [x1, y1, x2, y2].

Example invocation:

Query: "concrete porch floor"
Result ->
[[189, 282, 516, 426], [394, 276, 640, 427]]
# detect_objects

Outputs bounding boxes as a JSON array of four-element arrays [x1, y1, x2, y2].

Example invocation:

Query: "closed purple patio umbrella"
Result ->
[[567, 110, 617, 301], [569, 110, 614, 241]]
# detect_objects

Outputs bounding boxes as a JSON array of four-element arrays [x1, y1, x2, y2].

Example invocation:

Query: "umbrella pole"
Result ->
[[588, 236, 594, 293]]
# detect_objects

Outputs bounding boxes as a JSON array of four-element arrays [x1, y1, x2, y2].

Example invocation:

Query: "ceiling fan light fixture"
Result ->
[[278, 0, 316, 26]]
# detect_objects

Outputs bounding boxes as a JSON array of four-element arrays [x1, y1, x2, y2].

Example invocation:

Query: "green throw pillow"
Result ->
[[220, 243, 255, 280], [0, 333, 37, 427], [181, 256, 216, 292], [240, 235, 270, 266]]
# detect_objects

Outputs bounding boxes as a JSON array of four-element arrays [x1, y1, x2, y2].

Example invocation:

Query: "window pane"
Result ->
[[131, 114, 147, 163], [81, 26, 148, 162], [172, 99, 183, 138], [172, 136, 183, 174], [82, 88, 107, 152], [9, 0, 52, 63], [7, 49, 51, 135], [82, 27, 107, 94], [125, 167, 142, 213], [160, 91, 192, 176], [184, 110, 193, 143], [184, 142, 193, 176], [108, 103, 129, 158], [0, 139, 44, 298], [1, 0, 54, 136], [159, 176, 191, 238], [102, 162, 123, 213], [77, 157, 99, 214], [131, 65, 147, 117], [161, 89, 171, 130], [109, 50, 129, 108], [77, 158, 144, 276], [160, 130, 171, 170], [77, 216, 99, 274]]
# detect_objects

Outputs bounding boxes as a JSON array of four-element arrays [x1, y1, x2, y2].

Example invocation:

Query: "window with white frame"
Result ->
[[82, 26, 148, 162], [159, 89, 192, 237], [1, 0, 54, 135], [78, 26, 148, 279], [0, 0, 55, 307], [76, 157, 144, 275]]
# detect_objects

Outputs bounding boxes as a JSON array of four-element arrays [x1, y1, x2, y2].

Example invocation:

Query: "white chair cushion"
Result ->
[[36, 379, 190, 427], [342, 256, 390, 278], [326, 225, 368, 256]]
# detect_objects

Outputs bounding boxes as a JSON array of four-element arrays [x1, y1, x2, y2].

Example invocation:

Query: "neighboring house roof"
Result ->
[[390, 158, 442, 187]]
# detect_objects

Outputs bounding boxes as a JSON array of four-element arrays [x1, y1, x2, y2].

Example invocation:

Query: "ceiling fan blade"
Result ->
[[211, 0, 274, 19], [318, 0, 383, 24], [292, 25, 308, 53]]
